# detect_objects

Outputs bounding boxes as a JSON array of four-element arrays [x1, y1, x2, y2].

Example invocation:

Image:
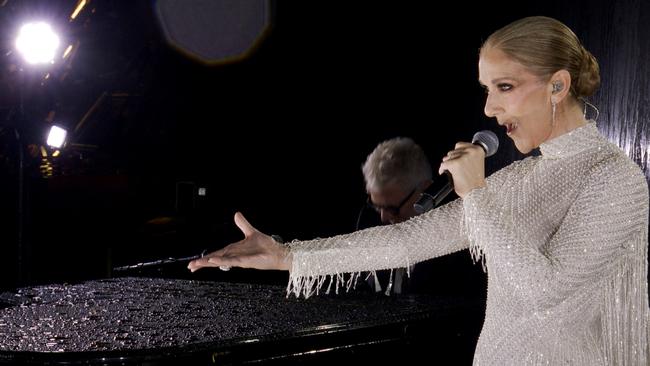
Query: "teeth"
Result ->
[[500, 122, 518, 131], [506, 123, 518, 133]]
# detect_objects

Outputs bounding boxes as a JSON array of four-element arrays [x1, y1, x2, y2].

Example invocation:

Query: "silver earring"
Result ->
[[552, 100, 557, 126]]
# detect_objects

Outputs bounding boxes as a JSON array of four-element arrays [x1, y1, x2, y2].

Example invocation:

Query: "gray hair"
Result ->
[[362, 137, 432, 192]]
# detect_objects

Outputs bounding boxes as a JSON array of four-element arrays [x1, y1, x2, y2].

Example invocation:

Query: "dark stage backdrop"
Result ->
[[559, 0, 650, 289], [0, 0, 647, 288]]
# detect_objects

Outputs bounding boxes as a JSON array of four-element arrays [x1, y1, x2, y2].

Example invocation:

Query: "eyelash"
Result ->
[[497, 83, 513, 92], [483, 83, 514, 94]]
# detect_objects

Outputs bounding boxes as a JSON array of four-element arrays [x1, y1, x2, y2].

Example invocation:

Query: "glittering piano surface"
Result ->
[[0, 277, 452, 353]]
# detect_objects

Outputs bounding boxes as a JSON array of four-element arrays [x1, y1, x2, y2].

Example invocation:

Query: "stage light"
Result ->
[[70, 0, 87, 20], [62, 44, 74, 59], [155, 0, 271, 64], [15, 22, 61, 65], [46, 125, 67, 148]]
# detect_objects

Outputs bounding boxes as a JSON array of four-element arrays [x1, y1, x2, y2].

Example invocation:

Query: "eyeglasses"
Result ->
[[367, 187, 417, 216]]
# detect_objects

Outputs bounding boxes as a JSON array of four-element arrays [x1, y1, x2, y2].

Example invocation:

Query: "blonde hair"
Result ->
[[362, 137, 432, 192], [481, 16, 600, 98]]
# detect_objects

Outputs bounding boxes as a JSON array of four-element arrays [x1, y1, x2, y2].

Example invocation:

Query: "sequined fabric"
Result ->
[[287, 123, 649, 365]]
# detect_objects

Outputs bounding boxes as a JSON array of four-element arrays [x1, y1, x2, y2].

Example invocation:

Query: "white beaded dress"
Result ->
[[287, 123, 649, 365]]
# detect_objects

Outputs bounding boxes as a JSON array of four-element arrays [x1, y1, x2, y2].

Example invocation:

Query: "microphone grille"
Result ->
[[472, 130, 499, 157]]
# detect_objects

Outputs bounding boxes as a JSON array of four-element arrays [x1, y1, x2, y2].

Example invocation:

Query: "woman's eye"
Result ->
[[497, 83, 513, 92]]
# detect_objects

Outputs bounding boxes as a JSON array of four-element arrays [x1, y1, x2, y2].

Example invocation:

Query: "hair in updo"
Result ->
[[481, 16, 600, 98]]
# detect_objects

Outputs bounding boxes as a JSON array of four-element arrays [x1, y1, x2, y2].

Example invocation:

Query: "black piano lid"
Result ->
[[0, 277, 480, 365]]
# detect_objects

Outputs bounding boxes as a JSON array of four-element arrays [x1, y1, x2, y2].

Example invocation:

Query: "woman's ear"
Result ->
[[549, 69, 571, 104]]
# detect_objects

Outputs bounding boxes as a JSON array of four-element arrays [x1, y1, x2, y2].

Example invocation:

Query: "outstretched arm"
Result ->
[[189, 140, 489, 279]]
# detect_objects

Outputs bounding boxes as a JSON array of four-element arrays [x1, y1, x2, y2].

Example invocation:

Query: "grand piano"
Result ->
[[0, 277, 482, 365]]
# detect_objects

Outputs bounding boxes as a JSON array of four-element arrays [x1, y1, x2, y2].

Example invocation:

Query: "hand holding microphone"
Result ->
[[414, 131, 498, 213], [439, 141, 487, 198]]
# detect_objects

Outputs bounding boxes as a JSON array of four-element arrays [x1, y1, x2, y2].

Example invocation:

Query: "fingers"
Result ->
[[438, 142, 487, 198], [188, 211, 275, 273], [207, 256, 244, 268], [187, 247, 227, 272], [439, 149, 465, 175], [438, 161, 450, 176], [188, 257, 215, 272], [444, 143, 480, 160], [442, 150, 466, 162], [187, 236, 250, 272], [234, 212, 257, 237], [438, 143, 484, 175], [187, 253, 244, 271]]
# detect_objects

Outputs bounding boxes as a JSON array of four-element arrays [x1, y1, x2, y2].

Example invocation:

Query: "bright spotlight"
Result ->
[[15, 22, 61, 65], [46, 125, 67, 148]]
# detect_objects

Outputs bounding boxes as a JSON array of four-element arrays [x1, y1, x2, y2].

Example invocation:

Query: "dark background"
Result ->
[[0, 0, 648, 292]]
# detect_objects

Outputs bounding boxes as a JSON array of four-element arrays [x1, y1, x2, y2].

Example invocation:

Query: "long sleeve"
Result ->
[[464, 150, 649, 365], [287, 197, 469, 297], [463, 154, 648, 310]]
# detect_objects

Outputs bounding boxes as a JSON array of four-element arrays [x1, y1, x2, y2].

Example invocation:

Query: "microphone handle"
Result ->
[[431, 170, 454, 207], [413, 172, 454, 213], [431, 178, 454, 207]]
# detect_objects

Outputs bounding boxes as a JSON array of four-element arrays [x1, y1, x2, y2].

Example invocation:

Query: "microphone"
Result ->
[[413, 130, 499, 214]]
